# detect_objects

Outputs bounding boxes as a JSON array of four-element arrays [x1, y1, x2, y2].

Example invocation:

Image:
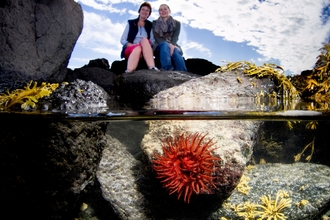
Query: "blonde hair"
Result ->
[[159, 4, 170, 12]]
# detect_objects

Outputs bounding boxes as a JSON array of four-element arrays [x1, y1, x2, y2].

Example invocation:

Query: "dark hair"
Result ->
[[138, 2, 152, 17]]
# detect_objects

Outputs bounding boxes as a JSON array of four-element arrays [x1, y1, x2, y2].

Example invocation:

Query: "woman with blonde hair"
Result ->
[[153, 4, 187, 71]]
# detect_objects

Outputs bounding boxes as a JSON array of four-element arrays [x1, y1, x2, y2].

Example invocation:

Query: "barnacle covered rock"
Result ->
[[41, 79, 110, 114]]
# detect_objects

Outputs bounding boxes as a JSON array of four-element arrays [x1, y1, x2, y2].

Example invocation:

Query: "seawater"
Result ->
[[1, 100, 330, 220]]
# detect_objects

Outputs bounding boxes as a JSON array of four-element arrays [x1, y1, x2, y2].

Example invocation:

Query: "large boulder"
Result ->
[[0, 0, 83, 83]]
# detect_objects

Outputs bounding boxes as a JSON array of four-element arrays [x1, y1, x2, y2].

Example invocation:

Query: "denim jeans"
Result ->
[[155, 42, 187, 71]]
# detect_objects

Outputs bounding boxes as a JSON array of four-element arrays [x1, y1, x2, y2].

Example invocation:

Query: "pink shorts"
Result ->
[[124, 44, 141, 59]]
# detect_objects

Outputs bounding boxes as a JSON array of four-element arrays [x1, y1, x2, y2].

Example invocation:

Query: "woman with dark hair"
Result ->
[[153, 4, 187, 71], [120, 2, 159, 73]]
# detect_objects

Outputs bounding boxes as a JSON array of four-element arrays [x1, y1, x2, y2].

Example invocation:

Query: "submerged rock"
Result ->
[[212, 162, 330, 220], [0, 119, 108, 219]]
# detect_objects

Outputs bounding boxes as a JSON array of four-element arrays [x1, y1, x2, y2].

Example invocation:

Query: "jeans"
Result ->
[[155, 42, 187, 71]]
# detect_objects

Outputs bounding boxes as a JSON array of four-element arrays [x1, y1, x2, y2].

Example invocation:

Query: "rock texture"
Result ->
[[148, 70, 277, 111], [0, 119, 108, 219], [97, 134, 150, 219], [0, 0, 83, 82], [211, 163, 330, 220], [40, 79, 111, 114], [117, 69, 200, 107]]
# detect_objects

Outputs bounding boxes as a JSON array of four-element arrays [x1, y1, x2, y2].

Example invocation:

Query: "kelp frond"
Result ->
[[0, 81, 59, 110]]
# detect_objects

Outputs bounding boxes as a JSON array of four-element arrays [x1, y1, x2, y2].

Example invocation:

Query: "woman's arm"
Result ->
[[120, 23, 130, 46]]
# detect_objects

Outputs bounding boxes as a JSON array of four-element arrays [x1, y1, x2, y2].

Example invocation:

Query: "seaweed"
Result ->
[[0, 80, 59, 110]]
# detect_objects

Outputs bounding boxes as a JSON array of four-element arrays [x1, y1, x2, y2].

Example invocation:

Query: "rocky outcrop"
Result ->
[[0, 0, 83, 83], [147, 70, 277, 111], [117, 69, 200, 108], [110, 58, 220, 76]]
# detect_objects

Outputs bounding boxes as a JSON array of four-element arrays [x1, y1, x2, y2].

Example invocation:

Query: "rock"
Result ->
[[110, 58, 220, 76], [110, 59, 148, 75], [140, 120, 260, 205], [40, 79, 111, 114], [147, 70, 277, 111], [65, 67, 118, 94], [117, 69, 200, 108], [185, 58, 220, 76], [0, 0, 83, 82], [211, 163, 330, 220], [97, 134, 150, 219], [83, 58, 110, 69], [0, 118, 108, 219]]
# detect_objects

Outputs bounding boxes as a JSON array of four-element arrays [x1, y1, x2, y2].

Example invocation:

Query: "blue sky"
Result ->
[[70, 0, 330, 75]]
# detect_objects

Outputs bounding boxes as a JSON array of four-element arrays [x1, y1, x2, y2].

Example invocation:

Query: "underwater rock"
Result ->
[[0, 119, 108, 219], [97, 134, 150, 219], [97, 118, 259, 219], [137, 119, 261, 218], [211, 162, 330, 219]]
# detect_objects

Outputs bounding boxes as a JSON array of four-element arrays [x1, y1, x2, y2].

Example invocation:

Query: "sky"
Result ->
[[69, 0, 330, 75]]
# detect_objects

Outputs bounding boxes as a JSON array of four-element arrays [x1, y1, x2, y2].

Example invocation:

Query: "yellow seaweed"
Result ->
[[0, 81, 59, 110]]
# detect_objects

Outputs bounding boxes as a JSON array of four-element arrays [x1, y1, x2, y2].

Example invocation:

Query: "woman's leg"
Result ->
[[157, 42, 174, 70], [140, 38, 156, 68], [172, 48, 187, 71], [126, 46, 142, 72]]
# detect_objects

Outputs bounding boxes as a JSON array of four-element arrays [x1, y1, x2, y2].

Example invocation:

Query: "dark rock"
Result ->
[[0, 118, 108, 219], [0, 69, 32, 93], [65, 67, 117, 94], [0, 0, 83, 82], [110, 59, 148, 76], [117, 69, 200, 108], [185, 58, 220, 76], [110, 58, 220, 76], [83, 58, 110, 70]]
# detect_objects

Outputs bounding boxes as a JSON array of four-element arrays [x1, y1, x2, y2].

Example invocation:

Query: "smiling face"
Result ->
[[158, 4, 170, 19], [139, 6, 151, 19]]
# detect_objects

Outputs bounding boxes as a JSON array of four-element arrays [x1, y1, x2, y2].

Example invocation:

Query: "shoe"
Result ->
[[149, 67, 160, 71]]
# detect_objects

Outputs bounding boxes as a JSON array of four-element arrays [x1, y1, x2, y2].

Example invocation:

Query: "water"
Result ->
[[1, 98, 330, 220]]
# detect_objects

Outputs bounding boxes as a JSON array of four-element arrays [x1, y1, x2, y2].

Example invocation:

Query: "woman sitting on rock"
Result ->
[[120, 2, 159, 73], [153, 4, 187, 71]]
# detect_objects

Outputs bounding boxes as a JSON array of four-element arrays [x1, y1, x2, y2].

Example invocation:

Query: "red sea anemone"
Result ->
[[152, 132, 221, 203]]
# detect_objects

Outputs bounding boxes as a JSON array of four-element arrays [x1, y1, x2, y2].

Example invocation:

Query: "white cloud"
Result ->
[[72, 0, 330, 74], [75, 11, 125, 59]]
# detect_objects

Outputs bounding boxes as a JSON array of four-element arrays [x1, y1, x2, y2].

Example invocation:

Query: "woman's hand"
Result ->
[[169, 43, 177, 56]]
